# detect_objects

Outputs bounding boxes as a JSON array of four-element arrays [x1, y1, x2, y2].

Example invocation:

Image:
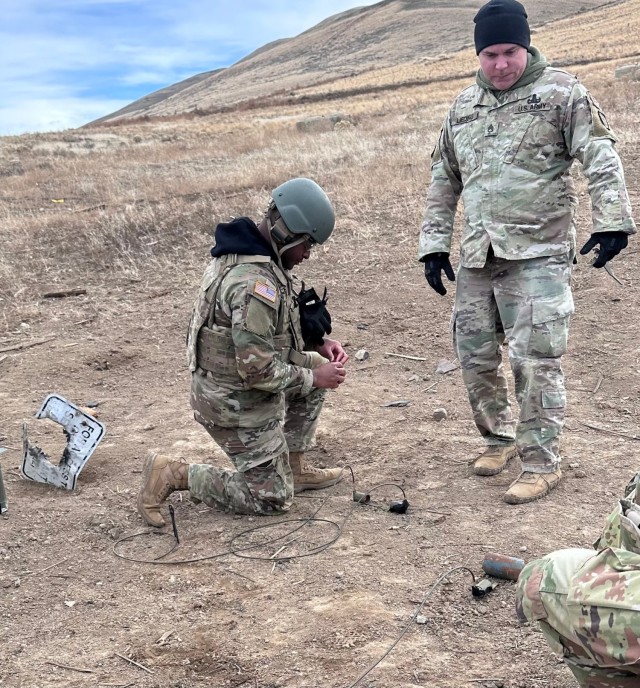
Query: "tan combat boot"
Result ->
[[137, 453, 189, 527], [503, 469, 562, 504], [289, 452, 344, 493], [472, 444, 517, 476]]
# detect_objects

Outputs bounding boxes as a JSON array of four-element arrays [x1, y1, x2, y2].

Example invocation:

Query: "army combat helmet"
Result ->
[[268, 178, 335, 255]]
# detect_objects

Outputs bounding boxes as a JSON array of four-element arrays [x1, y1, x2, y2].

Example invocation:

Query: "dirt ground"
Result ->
[[2, 150, 640, 688]]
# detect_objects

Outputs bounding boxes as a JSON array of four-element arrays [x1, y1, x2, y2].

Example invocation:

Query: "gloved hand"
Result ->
[[422, 252, 455, 296], [297, 283, 331, 347], [580, 231, 629, 268]]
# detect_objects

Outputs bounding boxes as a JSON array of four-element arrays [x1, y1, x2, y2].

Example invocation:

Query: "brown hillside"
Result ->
[[93, 0, 623, 125]]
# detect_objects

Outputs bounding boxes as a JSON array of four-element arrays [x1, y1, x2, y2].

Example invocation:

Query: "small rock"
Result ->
[[108, 527, 123, 540], [575, 469, 587, 479], [432, 408, 448, 422], [415, 615, 428, 625], [355, 349, 370, 361], [142, 423, 156, 432], [519, 546, 528, 553], [356, 323, 369, 330], [436, 359, 458, 375], [382, 400, 411, 408], [407, 374, 419, 382], [64, 600, 76, 608], [568, 462, 580, 469]]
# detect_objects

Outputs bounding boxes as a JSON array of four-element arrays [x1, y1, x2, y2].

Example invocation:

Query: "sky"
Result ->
[[1, 0, 380, 136]]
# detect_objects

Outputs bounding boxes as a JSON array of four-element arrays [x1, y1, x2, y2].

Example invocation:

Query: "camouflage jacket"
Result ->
[[186, 253, 316, 427], [419, 52, 636, 268], [518, 474, 640, 671]]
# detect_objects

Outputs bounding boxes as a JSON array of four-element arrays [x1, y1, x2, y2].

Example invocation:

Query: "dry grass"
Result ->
[[1, 0, 640, 331], [273, 0, 640, 111]]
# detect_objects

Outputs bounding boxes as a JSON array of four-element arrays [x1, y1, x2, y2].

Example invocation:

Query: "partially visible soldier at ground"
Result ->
[[517, 473, 640, 686], [417, 0, 636, 503], [138, 178, 348, 526]]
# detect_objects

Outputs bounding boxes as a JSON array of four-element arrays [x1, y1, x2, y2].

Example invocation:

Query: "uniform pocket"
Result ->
[[528, 290, 574, 357], [541, 389, 566, 409], [451, 120, 481, 175]]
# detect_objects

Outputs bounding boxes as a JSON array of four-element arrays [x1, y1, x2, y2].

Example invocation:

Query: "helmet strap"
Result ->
[[265, 203, 308, 259]]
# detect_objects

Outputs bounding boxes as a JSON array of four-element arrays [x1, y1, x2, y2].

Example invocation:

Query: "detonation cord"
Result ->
[[113, 471, 477, 687], [346, 566, 477, 688], [112, 468, 400, 566]]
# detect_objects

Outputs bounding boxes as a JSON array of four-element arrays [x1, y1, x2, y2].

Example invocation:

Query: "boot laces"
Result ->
[[302, 462, 326, 476], [157, 461, 187, 500]]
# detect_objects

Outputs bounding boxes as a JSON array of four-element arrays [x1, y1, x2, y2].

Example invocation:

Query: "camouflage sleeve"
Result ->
[[222, 274, 314, 395], [418, 113, 463, 261], [595, 473, 640, 554], [563, 83, 636, 236]]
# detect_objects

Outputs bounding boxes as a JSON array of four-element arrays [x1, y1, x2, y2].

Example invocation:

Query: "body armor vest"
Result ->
[[186, 254, 305, 380]]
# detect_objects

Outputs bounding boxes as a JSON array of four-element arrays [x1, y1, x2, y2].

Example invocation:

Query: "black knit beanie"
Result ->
[[474, 0, 530, 54]]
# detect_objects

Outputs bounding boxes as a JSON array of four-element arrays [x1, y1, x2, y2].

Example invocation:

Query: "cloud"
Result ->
[[1, 0, 380, 136], [0, 96, 131, 135]]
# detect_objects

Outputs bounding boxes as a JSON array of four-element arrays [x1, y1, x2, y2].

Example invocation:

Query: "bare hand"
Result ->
[[312, 361, 346, 389], [315, 338, 349, 364]]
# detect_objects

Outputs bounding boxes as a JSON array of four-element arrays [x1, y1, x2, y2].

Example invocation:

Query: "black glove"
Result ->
[[297, 283, 331, 347], [422, 252, 455, 296], [580, 231, 628, 268]]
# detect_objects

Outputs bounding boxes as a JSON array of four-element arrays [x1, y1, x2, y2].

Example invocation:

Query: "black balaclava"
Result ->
[[474, 0, 530, 55]]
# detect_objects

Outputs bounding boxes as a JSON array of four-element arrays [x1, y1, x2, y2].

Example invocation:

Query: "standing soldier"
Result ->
[[517, 473, 640, 686], [418, 0, 636, 503], [139, 178, 347, 526]]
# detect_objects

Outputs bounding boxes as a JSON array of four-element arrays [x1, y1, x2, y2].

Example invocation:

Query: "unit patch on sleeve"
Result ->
[[253, 280, 277, 304], [588, 95, 615, 139]]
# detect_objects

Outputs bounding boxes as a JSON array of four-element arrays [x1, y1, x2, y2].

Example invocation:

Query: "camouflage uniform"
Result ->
[[516, 474, 640, 686], [185, 241, 327, 515], [418, 48, 636, 471]]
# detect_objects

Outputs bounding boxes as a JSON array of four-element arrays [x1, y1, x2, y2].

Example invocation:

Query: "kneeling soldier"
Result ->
[[138, 178, 348, 526], [516, 472, 640, 686]]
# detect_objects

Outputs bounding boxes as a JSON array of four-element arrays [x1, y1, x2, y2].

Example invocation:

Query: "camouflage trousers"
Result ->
[[454, 252, 574, 472], [516, 548, 640, 687], [188, 384, 326, 515]]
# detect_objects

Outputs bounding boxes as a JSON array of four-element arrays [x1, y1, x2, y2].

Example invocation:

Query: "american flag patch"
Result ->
[[254, 280, 277, 303]]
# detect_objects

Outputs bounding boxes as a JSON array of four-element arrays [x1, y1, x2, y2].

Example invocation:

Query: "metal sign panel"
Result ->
[[21, 394, 106, 490]]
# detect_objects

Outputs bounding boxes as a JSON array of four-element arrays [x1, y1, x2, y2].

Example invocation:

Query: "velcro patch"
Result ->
[[454, 112, 479, 125], [588, 95, 615, 139], [515, 93, 551, 113], [253, 280, 277, 303]]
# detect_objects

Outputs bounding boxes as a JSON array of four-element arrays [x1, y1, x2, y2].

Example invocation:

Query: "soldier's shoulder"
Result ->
[[529, 67, 585, 108], [222, 261, 276, 285], [453, 84, 480, 106], [447, 85, 482, 122], [221, 262, 280, 304], [539, 66, 582, 90]]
